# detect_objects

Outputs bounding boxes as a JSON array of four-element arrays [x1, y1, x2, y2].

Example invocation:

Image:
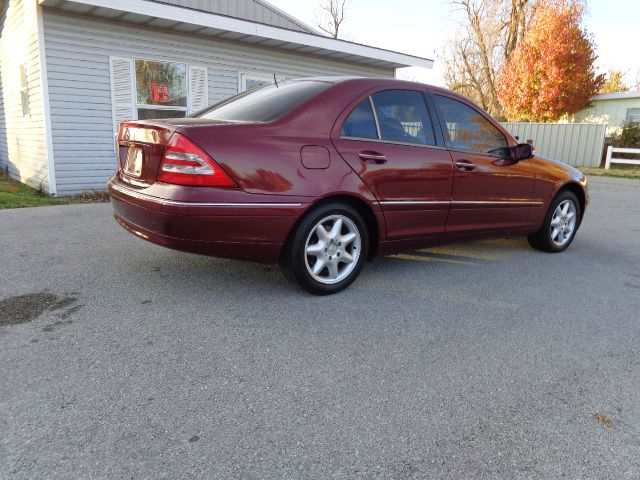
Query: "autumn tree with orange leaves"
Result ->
[[443, 0, 535, 117], [497, 0, 604, 122]]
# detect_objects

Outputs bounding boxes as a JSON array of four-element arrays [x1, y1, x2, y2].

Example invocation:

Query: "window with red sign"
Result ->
[[135, 59, 187, 120]]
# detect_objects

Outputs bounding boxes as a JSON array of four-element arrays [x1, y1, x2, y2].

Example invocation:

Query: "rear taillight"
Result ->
[[157, 133, 237, 188]]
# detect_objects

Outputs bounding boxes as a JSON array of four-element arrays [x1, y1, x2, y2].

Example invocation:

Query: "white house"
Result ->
[[0, 0, 433, 196], [571, 91, 640, 136]]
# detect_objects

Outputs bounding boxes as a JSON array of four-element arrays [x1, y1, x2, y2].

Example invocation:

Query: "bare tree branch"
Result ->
[[442, 0, 535, 116], [317, 0, 349, 39]]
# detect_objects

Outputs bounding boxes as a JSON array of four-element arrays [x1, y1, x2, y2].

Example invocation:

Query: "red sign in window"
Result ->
[[148, 82, 170, 104]]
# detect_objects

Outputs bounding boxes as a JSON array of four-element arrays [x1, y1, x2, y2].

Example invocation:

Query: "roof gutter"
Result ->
[[591, 91, 640, 101]]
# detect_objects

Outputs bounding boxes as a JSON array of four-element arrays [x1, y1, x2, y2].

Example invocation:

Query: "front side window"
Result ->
[[135, 59, 187, 119], [341, 99, 378, 139], [371, 90, 436, 146], [432, 95, 508, 156]]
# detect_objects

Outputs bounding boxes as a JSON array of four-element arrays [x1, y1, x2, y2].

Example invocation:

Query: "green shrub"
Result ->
[[611, 122, 640, 148]]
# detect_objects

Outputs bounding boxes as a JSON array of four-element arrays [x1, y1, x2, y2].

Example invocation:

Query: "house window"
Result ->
[[239, 73, 273, 92], [135, 59, 187, 120], [626, 108, 640, 123], [19, 63, 29, 117]]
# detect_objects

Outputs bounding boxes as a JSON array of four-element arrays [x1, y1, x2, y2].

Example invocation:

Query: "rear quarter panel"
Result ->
[[175, 107, 375, 202]]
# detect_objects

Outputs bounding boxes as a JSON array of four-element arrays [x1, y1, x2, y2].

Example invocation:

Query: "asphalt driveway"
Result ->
[[1, 176, 639, 479]]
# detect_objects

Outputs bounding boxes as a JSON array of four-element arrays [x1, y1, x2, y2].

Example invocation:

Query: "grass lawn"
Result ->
[[0, 172, 109, 209], [581, 167, 640, 180]]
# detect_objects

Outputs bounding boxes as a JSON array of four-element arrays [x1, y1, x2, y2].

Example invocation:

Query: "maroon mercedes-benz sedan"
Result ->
[[109, 77, 588, 294]]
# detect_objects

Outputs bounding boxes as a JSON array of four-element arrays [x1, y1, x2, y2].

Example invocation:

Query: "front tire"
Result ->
[[528, 190, 581, 253], [279, 202, 369, 295]]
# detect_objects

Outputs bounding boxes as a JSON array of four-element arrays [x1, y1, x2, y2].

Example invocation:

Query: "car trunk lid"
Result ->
[[116, 119, 248, 188], [116, 121, 178, 188]]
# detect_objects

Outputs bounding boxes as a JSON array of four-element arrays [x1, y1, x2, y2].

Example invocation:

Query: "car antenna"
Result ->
[[273, 73, 279, 88]]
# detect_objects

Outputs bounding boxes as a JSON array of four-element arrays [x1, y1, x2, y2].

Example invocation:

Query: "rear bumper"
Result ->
[[108, 175, 307, 262]]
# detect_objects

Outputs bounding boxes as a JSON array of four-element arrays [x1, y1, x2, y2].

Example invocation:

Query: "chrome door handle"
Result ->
[[455, 160, 476, 171], [359, 151, 387, 164]]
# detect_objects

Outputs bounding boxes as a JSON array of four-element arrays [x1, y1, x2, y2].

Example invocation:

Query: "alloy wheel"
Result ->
[[550, 199, 577, 247], [304, 215, 361, 285]]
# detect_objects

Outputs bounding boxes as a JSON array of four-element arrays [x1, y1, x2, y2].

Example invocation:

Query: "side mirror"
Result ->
[[512, 143, 533, 161]]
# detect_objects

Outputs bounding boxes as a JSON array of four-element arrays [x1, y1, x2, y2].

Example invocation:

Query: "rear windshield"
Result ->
[[195, 81, 331, 122]]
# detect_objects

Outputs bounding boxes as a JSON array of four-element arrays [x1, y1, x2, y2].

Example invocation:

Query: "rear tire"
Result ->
[[527, 190, 581, 253], [279, 202, 369, 295]]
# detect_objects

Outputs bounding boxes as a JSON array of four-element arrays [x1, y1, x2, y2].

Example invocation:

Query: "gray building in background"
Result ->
[[0, 0, 433, 196]]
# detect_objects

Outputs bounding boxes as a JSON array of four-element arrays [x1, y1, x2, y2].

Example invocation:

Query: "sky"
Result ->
[[268, 0, 640, 89]]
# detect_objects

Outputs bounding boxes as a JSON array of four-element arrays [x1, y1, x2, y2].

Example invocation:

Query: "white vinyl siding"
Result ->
[[0, 60, 7, 171], [572, 96, 640, 135], [0, 0, 51, 192], [42, 10, 392, 195]]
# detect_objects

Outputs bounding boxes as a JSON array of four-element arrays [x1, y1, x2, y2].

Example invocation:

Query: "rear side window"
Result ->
[[196, 81, 331, 122], [432, 95, 508, 156], [371, 90, 436, 146], [341, 99, 378, 139]]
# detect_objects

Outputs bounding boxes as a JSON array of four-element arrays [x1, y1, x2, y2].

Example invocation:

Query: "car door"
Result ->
[[430, 93, 536, 234], [332, 89, 453, 239]]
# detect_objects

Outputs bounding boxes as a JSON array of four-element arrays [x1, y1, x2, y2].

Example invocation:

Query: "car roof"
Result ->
[[289, 76, 453, 96]]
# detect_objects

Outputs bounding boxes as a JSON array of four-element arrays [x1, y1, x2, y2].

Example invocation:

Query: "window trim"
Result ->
[[429, 92, 511, 159], [133, 56, 189, 119], [422, 92, 445, 147], [340, 136, 447, 150], [368, 96, 382, 140], [340, 89, 439, 148]]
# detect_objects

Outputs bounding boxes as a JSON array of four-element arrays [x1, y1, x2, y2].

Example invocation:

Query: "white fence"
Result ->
[[605, 147, 640, 169], [500, 122, 607, 168]]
